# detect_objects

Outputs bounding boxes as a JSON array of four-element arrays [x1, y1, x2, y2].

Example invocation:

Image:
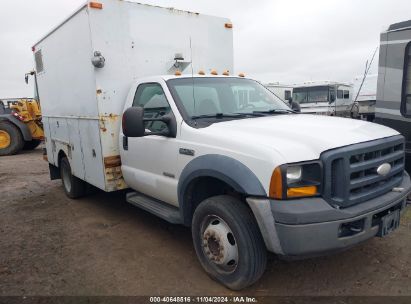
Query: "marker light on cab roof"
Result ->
[[210, 69, 218, 75], [89, 2, 103, 9]]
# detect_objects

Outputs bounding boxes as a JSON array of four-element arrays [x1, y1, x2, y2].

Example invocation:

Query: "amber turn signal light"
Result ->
[[287, 186, 317, 198], [269, 167, 283, 199]]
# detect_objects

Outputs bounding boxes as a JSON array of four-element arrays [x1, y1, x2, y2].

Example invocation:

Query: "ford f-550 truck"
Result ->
[[36, 0, 411, 290]]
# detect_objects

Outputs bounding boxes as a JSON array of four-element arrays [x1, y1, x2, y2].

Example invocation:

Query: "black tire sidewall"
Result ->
[[192, 195, 267, 290], [60, 157, 73, 196], [0, 122, 24, 156], [23, 139, 42, 150]]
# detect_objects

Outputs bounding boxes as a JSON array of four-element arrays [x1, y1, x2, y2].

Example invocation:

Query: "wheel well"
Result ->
[[57, 150, 67, 167], [182, 176, 245, 226]]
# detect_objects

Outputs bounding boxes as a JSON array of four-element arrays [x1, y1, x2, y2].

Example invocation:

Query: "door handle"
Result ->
[[123, 136, 128, 150]]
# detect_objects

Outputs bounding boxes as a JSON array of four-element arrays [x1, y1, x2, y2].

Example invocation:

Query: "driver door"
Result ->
[[121, 82, 179, 206]]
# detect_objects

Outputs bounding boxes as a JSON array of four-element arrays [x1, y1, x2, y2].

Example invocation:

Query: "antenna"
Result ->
[[350, 46, 378, 116]]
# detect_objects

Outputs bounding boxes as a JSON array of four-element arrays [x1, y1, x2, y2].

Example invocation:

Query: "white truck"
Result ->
[[36, 0, 411, 290]]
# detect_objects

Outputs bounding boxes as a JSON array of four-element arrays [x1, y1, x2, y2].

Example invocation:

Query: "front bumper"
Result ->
[[247, 173, 411, 257]]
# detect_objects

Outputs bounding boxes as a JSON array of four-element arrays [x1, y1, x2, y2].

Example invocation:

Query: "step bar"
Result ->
[[126, 192, 183, 224]]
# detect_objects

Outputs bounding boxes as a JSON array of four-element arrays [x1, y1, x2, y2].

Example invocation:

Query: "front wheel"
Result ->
[[192, 195, 267, 290], [60, 157, 86, 199], [0, 122, 24, 156]]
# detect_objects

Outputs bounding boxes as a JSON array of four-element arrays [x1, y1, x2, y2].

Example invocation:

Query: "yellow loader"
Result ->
[[0, 71, 44, 156]]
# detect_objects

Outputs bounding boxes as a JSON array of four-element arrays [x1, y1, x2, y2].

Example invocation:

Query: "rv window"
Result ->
[[308, 87, 329, 103], [343, 90, 350, 99], [401, 42, 411, 117], [329, 89, 336, 102], [292, 89, 308, 103], [284, 90, 292, 100], [133, 83, 171, 133], [337, 90, 343, 99]]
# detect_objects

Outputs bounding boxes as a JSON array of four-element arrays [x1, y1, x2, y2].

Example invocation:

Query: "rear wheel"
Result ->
[[23, 139, 42, 150], [60, 157, 86, 199], [0, 122, 24, 156], [192, 195, 267, 290]]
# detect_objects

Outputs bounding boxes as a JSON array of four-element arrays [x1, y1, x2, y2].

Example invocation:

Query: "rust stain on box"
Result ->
[[104, 155, 121, 168]]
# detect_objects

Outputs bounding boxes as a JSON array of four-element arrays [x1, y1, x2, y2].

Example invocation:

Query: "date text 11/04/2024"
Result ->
[[149, 297, 258, 303]]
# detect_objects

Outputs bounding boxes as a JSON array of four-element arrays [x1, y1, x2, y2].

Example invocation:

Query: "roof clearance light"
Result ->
[[222, 70, 230, 76], [225, 23, 233, 29], [210, 69, 218, 75], [89, 2, 103, 9], [175, 70, 182, 76], [238, 73, 245, 77], [198, 70, 205, 75]]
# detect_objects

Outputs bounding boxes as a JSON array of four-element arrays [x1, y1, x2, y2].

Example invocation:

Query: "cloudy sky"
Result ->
[[0, 0, 410, 98]]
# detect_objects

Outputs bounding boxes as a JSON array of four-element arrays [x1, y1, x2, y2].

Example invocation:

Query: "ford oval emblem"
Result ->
[[377, 163, 392, 176]]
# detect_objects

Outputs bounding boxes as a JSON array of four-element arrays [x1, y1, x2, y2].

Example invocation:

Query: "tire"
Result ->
[[60, 157, 86, 199], [192, 195, 267, 290], [23, 139, 42, 150], [0, 122, 24, 156]]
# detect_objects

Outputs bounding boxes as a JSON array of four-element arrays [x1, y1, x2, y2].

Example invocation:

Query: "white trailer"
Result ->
[[35, 0, 233, 192], [352, 73, 377, 120], [265, 83, 293, 102]]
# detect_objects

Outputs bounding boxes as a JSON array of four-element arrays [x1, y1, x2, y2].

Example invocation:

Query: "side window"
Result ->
[[132, 83, 171, 133], [337, 90, 343, 99], [284, 90, 292, 100], [343, 90, 350, 99], [329, 89, 336, 102], [402, 42, 411, 117]]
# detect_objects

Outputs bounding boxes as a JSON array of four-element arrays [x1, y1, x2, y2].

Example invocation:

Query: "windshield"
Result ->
[[167, 78, 290, 119], [293, 86, 331, 104]]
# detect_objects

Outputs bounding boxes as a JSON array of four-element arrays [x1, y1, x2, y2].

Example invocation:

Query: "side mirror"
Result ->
[[122, 106, 177, 138], [122, 107, 145, 137], [290, 101, 301, 113]]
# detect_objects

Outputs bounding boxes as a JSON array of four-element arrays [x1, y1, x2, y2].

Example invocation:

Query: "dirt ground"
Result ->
[[0, 148, 411, 297]]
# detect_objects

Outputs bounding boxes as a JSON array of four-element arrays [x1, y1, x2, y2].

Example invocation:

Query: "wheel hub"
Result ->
[[0, 130, 11, 149], [202, 216, 238, 272]]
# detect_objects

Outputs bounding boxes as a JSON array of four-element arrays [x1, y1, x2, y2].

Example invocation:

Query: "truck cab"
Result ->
[[120, 74, 411, 289]]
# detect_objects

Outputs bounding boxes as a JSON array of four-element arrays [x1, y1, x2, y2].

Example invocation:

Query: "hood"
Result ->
[[199, 114, 400, 163]]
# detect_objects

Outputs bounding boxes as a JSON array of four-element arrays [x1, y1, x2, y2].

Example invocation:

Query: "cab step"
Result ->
[[126, 192, 183, 224]]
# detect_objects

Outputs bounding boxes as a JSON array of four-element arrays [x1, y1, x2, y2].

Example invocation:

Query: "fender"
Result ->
[[178, 154, 267, 225], [0, 114, 32, 141]]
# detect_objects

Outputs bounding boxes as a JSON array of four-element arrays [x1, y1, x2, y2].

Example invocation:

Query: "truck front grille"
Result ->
[[322, 135, 405, 208]]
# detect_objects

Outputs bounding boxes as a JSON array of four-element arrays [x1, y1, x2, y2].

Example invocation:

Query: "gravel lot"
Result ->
[[1, 148, 411, 296]]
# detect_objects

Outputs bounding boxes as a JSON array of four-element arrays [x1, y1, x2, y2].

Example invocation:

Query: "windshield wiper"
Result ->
[[253, 109, 296, 115], [191, 113, 246, 120]]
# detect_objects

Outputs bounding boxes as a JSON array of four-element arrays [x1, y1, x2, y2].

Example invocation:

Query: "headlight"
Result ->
[[269, 162, 322, 199], [286, 166, 302, 184]]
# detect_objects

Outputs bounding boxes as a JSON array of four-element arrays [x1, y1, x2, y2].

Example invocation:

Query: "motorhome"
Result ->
[[36, 0, 411, 290], [292, 81, 352, 116], [375, 20, 411, 174], [265, 83, 293, 102], [352, 74, 377, 121]]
